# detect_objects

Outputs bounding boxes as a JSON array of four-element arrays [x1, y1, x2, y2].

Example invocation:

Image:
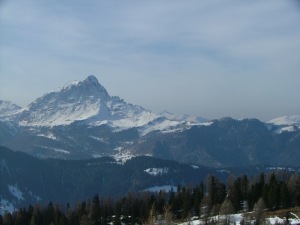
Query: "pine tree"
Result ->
[[280, 182, 289, 208], [91, 194, 101, 224], [193, 184, 204, 217]]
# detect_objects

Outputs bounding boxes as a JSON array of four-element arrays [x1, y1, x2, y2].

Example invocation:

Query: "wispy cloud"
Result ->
[[1, 0, 300, 120]]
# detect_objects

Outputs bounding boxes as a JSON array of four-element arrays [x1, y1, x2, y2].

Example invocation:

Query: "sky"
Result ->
[[1, 0, 300, 121]]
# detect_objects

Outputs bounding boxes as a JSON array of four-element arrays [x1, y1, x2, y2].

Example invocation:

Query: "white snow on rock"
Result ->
[[268, 115, 300, 134], [0, 198, 16, 215], [268, 115, 300, 126], [190, 165, 199, 169], [0, 75, 204, 136], [144, 168, 169, 176], [143, 185, 176, 192], [160, 111, 208, 123], [8, 184, 24, 201], [0, 100, 22, 122], [110, 150, 136, 164], [37, 132, 58, 140], [0, 100, 21, 113], [38, 146, 70, 154]]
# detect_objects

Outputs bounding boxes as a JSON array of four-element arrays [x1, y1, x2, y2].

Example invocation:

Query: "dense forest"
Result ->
[[1, 172, 300, 225]]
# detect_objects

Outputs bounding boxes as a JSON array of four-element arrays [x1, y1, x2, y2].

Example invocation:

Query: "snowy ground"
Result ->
[[177, 212, 300, 225]]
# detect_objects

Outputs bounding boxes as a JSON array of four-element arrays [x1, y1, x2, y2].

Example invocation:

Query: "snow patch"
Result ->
[[190, 165, 199, 169], [177, 213, 300, 225], [111, 151, 136, 164], [218, 169, 230, 174], [143, 185, 176, 192], [274, 125, 297, 134], [37, 132, 58, 140], [0, 198, 16, 215], [8, 184, 24, 201], [199, 121, 213, 126], [39, 146, 70, 154], [268, 115, 300, 126], [144, 168, 169, 176], [89, 136, 108, 143]]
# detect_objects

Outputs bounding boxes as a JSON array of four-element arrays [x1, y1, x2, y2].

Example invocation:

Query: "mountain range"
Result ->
[[1, 75, 300, 167], [1, 75, 300, 214], [1, 145, 299, 215]]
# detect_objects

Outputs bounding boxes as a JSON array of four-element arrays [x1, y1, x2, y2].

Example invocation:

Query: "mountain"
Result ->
[[267, 115, 300, 133], [268, 115, 300, 126], [18, 75, 194, 134], [129, 117, 300, 167], [0, 146, 219, 214], [0, 75, 300, 167], [0, 100, 21, 123], [0, 75, 204, 159], [1, 146, 299, 214]]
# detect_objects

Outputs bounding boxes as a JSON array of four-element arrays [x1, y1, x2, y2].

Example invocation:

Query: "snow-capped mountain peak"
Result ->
[[19, 76, 111, 126], [1, 75, 204, 137], [14, 75, 189, 133], [53, 75, 110, 101]]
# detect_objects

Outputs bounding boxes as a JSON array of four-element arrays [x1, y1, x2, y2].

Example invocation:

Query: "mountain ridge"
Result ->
[[0, 75, 300, 167], [7, 75, 200, 135], [1, 145, 300, 214]]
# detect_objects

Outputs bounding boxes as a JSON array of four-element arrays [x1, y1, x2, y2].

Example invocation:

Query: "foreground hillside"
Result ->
[[2, 146, 300, 215], [0, 146, 219, 213], [2, 168, 300, 225]]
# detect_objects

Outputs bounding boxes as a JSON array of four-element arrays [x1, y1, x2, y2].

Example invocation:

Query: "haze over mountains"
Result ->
[[0, 75, 300, 166]]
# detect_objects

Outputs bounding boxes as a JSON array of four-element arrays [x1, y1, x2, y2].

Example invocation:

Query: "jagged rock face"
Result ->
[[19, 75, 111, 126], [0, 100, 22, 122]]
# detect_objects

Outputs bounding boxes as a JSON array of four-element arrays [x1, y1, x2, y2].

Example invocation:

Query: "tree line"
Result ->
[[1, 172, 300, 225]]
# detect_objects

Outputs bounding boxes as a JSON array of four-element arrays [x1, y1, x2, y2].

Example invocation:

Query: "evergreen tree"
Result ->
[[91, 194, 101, 224], [267, 173, 280, 209], [280, 182, 289, 208], [193, 183, 204, 216]]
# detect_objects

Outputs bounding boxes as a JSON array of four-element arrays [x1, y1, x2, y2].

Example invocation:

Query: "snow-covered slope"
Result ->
[[0, 100, 22, 122], [268, 115, 300, 133], [13, 75, 197, 135], [160, 111, 208, 123], [19, 75, 110, 126], [268, 115, 300, 126]]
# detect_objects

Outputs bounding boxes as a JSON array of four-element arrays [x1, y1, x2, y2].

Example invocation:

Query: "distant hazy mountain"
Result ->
[[0, 75, 300, 167], [130, 117, 300, 167], [267, 115, 300, 133], [0, 100, 21, 122]]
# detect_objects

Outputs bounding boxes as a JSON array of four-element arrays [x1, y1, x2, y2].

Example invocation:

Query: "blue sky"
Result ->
[[1, 0, 300, 121]]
